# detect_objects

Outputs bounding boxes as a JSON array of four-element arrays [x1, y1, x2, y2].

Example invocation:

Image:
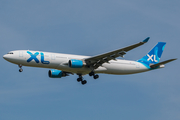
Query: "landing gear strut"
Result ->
[[77, 74, 87, 85], [89, 71, 99, 79], [18, 64, 23, 72]]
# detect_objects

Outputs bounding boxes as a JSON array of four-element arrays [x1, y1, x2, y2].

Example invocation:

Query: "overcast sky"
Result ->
[[0, 0, 180, 120]]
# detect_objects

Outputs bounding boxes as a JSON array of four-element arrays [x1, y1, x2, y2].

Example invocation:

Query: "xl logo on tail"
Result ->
[[27, 51, 50, 64], [147, 54, 158, 62]]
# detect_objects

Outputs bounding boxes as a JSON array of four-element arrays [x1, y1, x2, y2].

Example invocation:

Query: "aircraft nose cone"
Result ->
[[3, 54, 6, 59], [3, 54, 15, 62], [3, 54, 9, 61]]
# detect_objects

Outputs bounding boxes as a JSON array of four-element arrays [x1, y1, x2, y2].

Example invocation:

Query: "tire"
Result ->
[[19, 69, 23, 72], [89, 72, 93, 76], [77, 78, 82, 82], [81, 80, 87, 85], [94, 74, 99, 79], [83, 80, 87, 84]]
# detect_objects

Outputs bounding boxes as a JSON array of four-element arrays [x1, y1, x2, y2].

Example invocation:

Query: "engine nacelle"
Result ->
[[48, 69, 66, 78], [68, 59, 85, 68]]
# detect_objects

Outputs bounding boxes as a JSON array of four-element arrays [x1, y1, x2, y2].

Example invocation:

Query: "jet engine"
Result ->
[[48, 69, 67, 78], [68, 59, 85, 68]]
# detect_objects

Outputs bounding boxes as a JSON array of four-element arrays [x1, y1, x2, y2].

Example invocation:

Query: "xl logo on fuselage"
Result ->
[[27, 51, 50, 64], [147, 54, 158, 62]]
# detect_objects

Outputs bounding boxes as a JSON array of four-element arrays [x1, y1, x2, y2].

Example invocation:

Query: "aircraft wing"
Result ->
[[85, 37, 150, 69]]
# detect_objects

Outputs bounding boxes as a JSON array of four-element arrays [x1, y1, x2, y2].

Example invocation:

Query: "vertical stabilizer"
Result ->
[[137, 42, 166, 66]]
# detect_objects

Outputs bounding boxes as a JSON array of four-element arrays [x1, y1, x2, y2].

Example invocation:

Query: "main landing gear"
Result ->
[[18, 64, 23, 72], [76, 71, 99, 85], [77, 74, 87, 85], [89, 71, 99, 79]]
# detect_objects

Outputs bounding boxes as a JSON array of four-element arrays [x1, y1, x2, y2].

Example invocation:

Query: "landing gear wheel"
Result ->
[[81, 80, 87, 85], [19, 69, 23, 72], [89, 71, 94, 76], [93, 74, 99, 79], [77, 78, 82, 82]]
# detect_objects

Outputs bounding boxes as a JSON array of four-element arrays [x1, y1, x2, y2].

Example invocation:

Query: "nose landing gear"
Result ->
[[18, 64, 23, 72]]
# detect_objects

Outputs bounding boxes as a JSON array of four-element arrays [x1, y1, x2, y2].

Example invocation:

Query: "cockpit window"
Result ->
[[7, 52, 13, 54]]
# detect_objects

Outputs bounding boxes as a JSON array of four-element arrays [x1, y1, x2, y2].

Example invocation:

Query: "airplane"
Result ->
[[3, 37, 177, 85]]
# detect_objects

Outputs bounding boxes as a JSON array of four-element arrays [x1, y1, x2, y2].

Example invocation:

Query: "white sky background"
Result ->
[[0, 0, 180, 120]]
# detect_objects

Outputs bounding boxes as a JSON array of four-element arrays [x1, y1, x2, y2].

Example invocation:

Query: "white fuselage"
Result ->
[[3, 50, 151, 75]]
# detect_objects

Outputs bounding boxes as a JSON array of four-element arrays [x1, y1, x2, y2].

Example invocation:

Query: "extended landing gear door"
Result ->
[[19, 51, 23, 57]]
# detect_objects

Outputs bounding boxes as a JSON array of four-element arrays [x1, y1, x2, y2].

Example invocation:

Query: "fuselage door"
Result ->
[[51, 54, 55, 60], [19, 51, 23, 57], [136, 62, 140, 68]]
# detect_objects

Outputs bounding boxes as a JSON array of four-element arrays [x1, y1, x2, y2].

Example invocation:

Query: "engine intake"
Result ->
[[68, 59, 85, 68]]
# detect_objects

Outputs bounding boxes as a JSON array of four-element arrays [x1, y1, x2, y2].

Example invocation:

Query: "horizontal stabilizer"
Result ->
[[150, 58, 177, 68]]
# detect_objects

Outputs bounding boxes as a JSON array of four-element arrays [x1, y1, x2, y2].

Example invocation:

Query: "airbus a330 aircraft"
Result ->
[[3, 37, 177, 85]]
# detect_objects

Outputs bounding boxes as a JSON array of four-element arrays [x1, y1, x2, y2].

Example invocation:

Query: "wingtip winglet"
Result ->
[[171, 58, 178, 61], [143, 37, 150, 43], [173, 58, 178, 61]]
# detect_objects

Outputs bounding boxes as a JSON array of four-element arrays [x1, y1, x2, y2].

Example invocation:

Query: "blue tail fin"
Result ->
[[137, 42, 166, 66]]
